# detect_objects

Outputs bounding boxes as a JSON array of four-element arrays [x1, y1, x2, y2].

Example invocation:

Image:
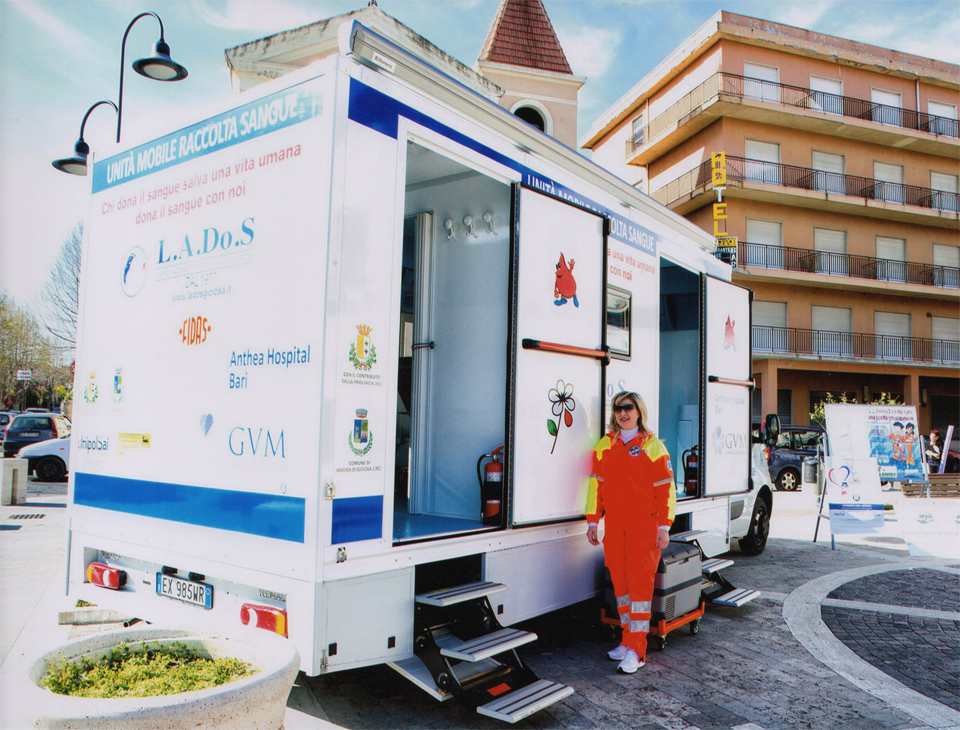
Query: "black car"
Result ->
[[767, 425, 824, 490], [2, 413, 71, 458]]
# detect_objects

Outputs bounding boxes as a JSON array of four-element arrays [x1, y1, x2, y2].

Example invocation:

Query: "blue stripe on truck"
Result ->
[[73, 473, 306, 543], [331, 495, 383, 544]]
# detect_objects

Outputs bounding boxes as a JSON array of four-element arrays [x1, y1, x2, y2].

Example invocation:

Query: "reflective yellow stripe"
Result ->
[[667, 482, 676, 523], [585, 436, 613, 518]]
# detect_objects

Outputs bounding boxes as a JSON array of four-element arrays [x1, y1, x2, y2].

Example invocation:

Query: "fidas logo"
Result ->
[[229, 427, 285, 458], [180, 315, 211, 345]]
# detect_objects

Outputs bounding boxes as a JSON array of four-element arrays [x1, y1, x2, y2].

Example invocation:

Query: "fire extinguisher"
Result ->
[[683, 445, 699, 494], [477, 446, 504, 525]]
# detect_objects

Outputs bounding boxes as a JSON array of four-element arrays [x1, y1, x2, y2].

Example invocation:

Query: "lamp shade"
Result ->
[[132, 39, 188, 81], [52, 140, 90, 176]]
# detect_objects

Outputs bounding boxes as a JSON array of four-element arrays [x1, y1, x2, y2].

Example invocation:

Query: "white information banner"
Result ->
[[894, 497, 960, 558], [825, 403, 927, 484]]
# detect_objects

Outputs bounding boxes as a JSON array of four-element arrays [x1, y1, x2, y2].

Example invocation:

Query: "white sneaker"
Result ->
[[616, 648, 644, 674], [607, 644, 628, 661]]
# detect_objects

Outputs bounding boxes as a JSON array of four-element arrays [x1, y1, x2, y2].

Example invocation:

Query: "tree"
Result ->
[[810, 391, 901, 427], [38, 222, 83, 349], [0, 294, 67, 408]]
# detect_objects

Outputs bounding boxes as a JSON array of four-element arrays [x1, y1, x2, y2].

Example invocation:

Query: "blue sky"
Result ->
[[2, 0, 958, 309]]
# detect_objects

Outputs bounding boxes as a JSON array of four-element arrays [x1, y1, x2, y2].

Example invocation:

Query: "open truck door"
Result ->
[[510, 185, 607, 525]]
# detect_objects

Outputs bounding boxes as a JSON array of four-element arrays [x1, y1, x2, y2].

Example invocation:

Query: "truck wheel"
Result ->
[[36, 457, 66, 482], [650, 635, 666, 651], [689, 619, 700, 636], [738, 497, 770, 555], [777, 468, 800, 491]]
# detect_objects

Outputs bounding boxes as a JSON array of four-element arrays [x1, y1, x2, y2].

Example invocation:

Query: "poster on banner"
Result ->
[[894, 498, 960, 558], [827, 503, 886, 535], [825, 403, 927, 484], [823, 456, 885, 503]]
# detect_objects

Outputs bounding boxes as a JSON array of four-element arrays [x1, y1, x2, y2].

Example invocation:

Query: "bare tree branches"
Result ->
[[38, 222, 83, 348]]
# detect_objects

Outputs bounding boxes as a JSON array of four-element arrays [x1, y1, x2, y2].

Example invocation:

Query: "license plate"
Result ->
[[156, 573, 214, 609], [19, 432, 39, 437]]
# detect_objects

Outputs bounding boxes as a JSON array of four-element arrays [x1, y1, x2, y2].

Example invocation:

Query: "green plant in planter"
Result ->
[[43, 641, 256, 698]]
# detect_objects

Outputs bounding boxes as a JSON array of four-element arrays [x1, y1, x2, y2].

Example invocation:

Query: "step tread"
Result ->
[[477, 679, 574, 723], [415, 581, 507, 607], [670, 530, 708, 542], [701, 558, 734, 573], [712, 588, 761, 607], [440, 628, 537, 661], [387, 656, 454, 702]]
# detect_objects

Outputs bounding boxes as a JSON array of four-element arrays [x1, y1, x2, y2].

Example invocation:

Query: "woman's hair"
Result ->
[[608, 391, 649, 434], [931, 428, 941, 441]]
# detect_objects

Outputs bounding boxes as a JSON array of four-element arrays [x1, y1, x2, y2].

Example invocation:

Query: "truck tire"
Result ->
[[777, 468, 800, 491], [738, 497, 770, 555], [36, 456, 66, 482]]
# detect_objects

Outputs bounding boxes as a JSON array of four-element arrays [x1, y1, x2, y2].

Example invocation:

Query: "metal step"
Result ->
[[701, 558, 734, 573], [477, 679, 574, 723], [439, 628, 537, 662], [415, 581, 507, 607], [670, 529, 708, 543], [711, 588, 760, 607], [387, 656, 453, 702]]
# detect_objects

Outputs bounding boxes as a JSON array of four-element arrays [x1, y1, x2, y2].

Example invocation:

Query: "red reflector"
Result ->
[[86, 561, 126, 589], [487, 682, 512, 697], [240, 603, 288, 637]]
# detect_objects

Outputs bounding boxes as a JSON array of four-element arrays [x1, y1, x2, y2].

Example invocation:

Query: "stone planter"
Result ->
[[23, 627, 300, 729]]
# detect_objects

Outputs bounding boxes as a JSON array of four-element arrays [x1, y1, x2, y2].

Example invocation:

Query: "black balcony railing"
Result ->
[[739, 241, 960, 289], [626, 72, 960, 156], [652, 155, 960, 213], [753, 326, 960, 364]]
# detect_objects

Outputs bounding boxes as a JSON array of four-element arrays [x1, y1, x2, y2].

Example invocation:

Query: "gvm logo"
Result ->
[[229, 427, 285, 458]]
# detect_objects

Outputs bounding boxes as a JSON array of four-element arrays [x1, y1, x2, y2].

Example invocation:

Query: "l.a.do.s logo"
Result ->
[[180, 316, 211, 345], [229, 427, 285, 458], [348, 409, 373, 456], [349, 324, 377, 370], [157, 218, 254, 266], [121, 247, 148, 297]]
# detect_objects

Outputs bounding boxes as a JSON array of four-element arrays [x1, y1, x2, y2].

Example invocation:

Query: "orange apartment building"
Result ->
[[582, 11, 960, 433]]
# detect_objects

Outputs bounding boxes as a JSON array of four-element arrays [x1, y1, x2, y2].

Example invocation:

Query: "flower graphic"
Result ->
[[547, 380, 576, 454]]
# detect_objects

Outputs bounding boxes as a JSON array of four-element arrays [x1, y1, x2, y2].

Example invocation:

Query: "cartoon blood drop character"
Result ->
[[723, 316, 736, 350], [554, 253, 579, 307]]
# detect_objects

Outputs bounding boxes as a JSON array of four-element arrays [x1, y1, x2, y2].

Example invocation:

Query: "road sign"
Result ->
[[16, 370, 32, 381]]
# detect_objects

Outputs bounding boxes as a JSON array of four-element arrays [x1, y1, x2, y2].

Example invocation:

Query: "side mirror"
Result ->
[[762, 413, 781, 447]]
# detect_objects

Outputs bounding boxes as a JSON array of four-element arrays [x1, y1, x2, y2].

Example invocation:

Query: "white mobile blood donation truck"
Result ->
[[67, 22, 774, 721]]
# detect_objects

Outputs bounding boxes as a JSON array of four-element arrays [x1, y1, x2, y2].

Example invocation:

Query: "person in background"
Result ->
[[585, 391, 675, 674], [925, 428, 942, 471]]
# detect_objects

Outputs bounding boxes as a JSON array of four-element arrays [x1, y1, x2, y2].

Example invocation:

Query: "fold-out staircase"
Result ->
[[671, 531, 761, 608], [388, 581, 573, 723]]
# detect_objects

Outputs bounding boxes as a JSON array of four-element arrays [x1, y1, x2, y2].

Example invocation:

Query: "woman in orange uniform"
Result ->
[[585, 391, 675, 673]]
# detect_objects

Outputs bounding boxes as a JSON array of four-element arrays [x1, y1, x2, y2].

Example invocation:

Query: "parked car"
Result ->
[[18, 435, 70, 481], [0, 412, 15, 441], [767, 424, 824, 491], [2, 413, 71, 458]]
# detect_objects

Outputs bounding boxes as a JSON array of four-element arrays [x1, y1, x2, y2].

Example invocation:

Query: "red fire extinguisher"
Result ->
[[683, 445, 699, 494], [477, 446, 504, 525]]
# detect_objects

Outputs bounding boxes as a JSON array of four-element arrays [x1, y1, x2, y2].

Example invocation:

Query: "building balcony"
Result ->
[[626, 72, 960, 165], [737, 242, 960, 296], [652, 155, 960, 229], [753, 326, 960, 366]]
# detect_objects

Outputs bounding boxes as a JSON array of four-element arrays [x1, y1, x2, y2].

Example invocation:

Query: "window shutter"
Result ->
[[812, 306, 852, 333], [875, 311, 911, 336]]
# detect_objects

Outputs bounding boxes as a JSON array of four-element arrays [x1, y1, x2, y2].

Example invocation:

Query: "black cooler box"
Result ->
[[652, 542, 701, 621]]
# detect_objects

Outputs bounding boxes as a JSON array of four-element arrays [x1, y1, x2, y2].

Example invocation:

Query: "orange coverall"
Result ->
[[586, 432, 676, 659]]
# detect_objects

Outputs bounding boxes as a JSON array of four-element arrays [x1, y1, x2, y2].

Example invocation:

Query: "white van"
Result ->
[[67, 22, 774, 721]]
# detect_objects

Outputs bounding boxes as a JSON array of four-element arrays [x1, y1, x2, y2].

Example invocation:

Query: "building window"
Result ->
[[932, 243, 960, 288], [871, 88, 903, 126], [873, 161, 904, 203], [753, 300, 787, 352], [631, 111, 646, 147], [745, 219, 783, 268], [514, 106, 545, 132], [753, 388, 795, 425], [809, 76, 843, 114], [931, 316, 960, 364], [930, 171, 959, 213], [876, 236, 907, 282], [743, 62, 780, 103], [744, 139, 781, 185], [811, 305, 852, 357], [875, 311, 911, 360], [606, 285, 631, 360], [811, 150, 845, 194], [927, 100, 958, 136], [814, 228, 848, 276]]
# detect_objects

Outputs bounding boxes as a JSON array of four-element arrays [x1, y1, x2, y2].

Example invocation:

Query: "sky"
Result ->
[[1, 0, 958, 312]]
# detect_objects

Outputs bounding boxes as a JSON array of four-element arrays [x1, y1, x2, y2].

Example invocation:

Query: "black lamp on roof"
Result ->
[[51, 100, 118, 175]]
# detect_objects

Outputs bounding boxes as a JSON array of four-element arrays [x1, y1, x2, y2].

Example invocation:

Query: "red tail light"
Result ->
[[240, 603, 288, 637], [86, 561, 126, 589]]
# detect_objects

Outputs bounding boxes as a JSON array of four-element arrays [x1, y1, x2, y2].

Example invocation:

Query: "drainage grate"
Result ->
[[10, 514, 45, 520]]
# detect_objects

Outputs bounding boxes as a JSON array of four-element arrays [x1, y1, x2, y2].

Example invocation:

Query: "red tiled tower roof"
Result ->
[[479, 0, 572, 75]]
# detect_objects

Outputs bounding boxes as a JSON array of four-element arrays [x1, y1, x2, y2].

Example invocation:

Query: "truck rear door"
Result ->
[[509, 185, 607, 525], [702, 276, 753, 496]]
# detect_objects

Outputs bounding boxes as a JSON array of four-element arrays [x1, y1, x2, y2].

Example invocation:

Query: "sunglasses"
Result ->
[[613, 403, 636, 413]]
